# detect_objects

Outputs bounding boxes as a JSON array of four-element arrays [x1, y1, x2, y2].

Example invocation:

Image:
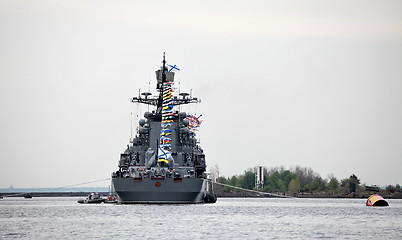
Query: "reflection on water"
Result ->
[[1, 197, 401, 239]]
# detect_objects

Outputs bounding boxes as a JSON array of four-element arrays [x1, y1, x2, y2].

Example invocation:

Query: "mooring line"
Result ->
[[2, 178, 292, 199], [211, 181, 293, 198], [0, 178, 111, 198], [51, 178, 111, 189]]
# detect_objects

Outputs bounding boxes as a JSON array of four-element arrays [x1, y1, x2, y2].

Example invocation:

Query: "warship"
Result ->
[[111, 55, 216, 204]]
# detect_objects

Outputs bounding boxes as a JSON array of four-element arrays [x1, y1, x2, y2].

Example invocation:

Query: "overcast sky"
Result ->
[[1, 0, 401, 188]]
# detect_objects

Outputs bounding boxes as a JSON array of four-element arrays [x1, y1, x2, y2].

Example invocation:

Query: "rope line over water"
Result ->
[[1, 178, 111, 198], [211, 181, 293, 198], [52, 178, 111, 189], [2, 178, 293, 199]]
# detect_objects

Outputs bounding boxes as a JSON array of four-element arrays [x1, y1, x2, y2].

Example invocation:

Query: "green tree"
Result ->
[[305, 176, 326, 192], [292, 166, 317, 191], [239, 170, 255, 190], [225, 175, 239, 192], [228, 175, 239, 187], [263, 167, 297, 191], [386, 185, 396, 193], [327, 177, 340, 192], [349, 174, 360, 184], [264, 169, 286, 191], [349, 174, 360, 193], [341, 174, 361, 193], [215, 176, 228, 193], [396, 184, 401, 193], [216, 176, 227, 184], [288, 178, 301, 194], [279, 170, 296, 191]]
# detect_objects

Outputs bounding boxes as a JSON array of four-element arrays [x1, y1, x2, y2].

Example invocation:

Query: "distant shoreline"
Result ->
[[1, 191, 401, 199], [0, 192, 94, 198], [217, 191, 402, 199]]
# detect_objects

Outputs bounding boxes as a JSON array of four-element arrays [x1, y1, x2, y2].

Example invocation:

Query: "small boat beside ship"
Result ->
[[104, 187, 117, 203], [77, 192, 105, 204]]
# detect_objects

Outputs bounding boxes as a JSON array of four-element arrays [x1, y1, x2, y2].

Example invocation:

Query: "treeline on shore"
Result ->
[[211, 165, 402, 198]]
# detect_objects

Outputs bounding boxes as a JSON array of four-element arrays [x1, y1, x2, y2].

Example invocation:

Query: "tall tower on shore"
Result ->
[[255, 165, 264, 190]]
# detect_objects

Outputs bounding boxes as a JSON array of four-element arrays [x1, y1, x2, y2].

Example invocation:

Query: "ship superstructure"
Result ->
[[111, 55, 216, 204]]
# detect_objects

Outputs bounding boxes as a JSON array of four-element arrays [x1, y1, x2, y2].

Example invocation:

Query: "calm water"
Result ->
[[0, 197, 401, 239]]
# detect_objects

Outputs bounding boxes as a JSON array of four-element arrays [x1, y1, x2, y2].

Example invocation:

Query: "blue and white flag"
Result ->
[[167, 64, 180, 72]]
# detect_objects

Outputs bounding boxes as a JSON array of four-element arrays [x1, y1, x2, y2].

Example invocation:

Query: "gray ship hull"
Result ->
[[112, 177, 207, 204]]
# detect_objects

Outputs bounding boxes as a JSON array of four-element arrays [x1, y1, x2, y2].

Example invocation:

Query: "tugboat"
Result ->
[[77, 192, 105, 204], [111, 54, 216, 204]]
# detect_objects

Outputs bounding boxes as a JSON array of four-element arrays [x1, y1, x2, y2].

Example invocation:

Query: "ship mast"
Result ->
[[156, 53, 167, 115], [131, 53, 198, 107], [157, 53, 174, 167]]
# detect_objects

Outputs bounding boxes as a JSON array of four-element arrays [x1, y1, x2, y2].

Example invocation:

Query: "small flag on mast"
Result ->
[[167, 64, 180, 72]]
